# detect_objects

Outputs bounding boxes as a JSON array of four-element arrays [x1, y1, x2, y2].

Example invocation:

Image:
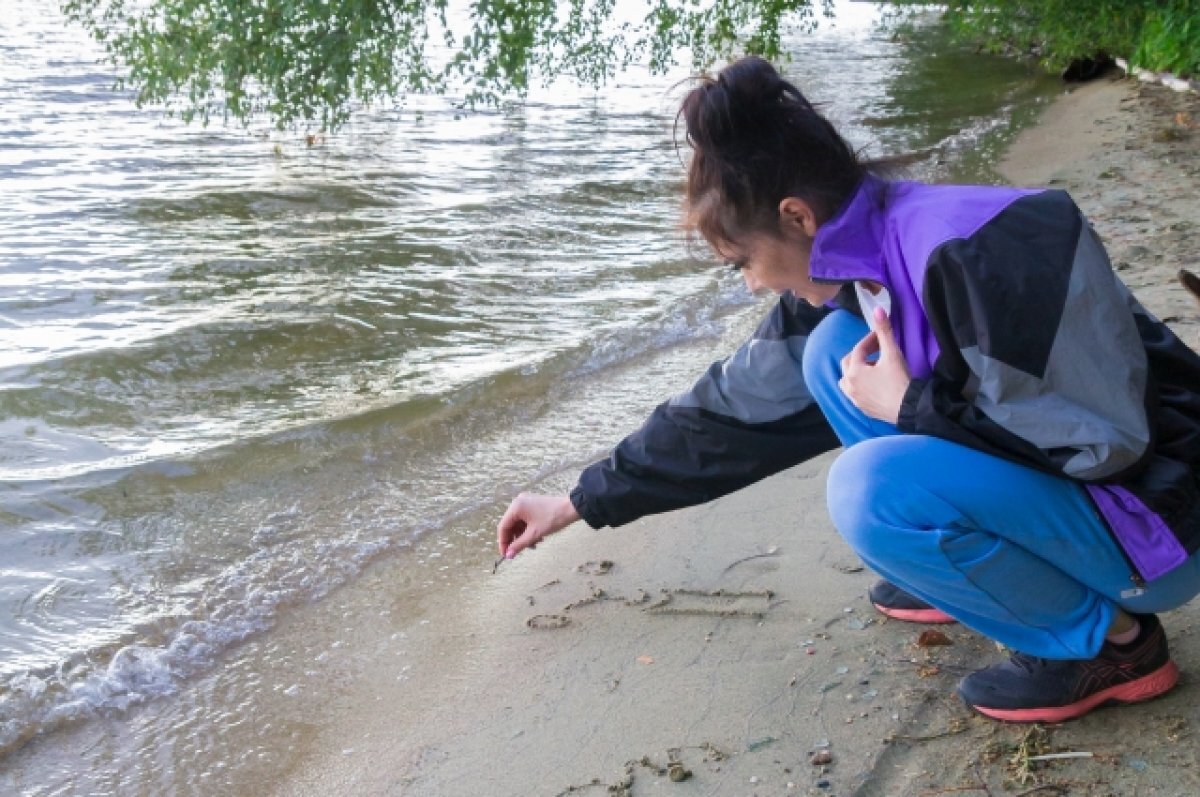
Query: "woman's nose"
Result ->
[[743, 271, 760, 292]]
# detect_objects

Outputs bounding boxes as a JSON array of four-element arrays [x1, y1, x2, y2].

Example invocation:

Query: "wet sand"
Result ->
[[274, 75, 1200, 797]]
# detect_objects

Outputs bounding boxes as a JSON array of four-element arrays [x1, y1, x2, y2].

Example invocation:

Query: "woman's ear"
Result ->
[[778, 197, 819, 238]]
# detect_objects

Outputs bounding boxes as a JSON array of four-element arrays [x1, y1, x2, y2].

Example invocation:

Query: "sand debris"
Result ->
[[526, 614, 570, 630], [667, 762, 691, 782], [554, 748, 704, 796], [982, 724, 1050, 786], [916, 630, 953, 647], [577, 560, 614, 575]]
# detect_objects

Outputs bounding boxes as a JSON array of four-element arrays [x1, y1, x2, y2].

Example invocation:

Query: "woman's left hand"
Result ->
[[839, 307, 911, 425]]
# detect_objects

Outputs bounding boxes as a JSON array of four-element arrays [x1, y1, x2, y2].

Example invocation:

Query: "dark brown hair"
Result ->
[[678, 56, 865, 258]]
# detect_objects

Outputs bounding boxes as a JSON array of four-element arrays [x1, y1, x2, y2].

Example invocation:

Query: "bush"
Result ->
[[933, 0, 1198, 78], [1134, 0, 1200, 77]]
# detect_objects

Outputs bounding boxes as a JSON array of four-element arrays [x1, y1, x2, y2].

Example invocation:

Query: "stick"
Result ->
[[888, 725, 970, 743], [721, 548, 781, 575], [1013, 785, 1070, 796], [973, 760, 995, 797]]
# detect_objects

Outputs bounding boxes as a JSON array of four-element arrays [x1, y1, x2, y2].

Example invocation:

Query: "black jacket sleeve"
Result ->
[[570, 293, 841, 528]]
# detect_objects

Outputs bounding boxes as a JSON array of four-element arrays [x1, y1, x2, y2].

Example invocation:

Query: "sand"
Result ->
[[274, 76, 1200, 797]]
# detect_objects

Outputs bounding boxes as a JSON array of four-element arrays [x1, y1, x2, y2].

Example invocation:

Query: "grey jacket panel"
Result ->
[[669, 335, 814, 424], [959, 224, 1150, 480]]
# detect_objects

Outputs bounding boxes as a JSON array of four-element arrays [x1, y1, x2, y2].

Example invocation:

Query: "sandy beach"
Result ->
[[269, 75, 1200, 797]]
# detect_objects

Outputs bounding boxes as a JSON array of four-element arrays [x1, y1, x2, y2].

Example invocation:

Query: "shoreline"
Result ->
[[7, 73, 1195, 797], [272, 76, 1200, 796]]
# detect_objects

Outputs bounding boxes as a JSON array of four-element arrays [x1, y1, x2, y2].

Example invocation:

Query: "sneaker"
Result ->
[[957, 613, 1179, 723], [869, 579, 955, 624]]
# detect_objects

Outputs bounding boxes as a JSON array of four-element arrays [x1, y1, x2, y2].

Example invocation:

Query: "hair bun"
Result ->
[[688, 57, 809, 152], [717, 56, 785, 109]]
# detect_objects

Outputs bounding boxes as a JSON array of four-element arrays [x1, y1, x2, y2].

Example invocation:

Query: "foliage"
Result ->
[[62, 0, 831, 130], [933, 0, 1198, 78], [1133, 0, 1199, 77]]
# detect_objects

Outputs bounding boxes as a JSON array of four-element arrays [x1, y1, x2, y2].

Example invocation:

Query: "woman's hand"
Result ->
[[496, 493, 581, 560], [839, 307, 911, 425]]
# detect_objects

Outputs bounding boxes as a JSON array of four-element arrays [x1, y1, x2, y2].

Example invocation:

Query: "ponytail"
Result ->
[[678, 56, 864, 256]]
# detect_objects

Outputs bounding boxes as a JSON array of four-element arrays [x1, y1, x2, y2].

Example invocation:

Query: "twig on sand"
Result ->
[[916, 761, 996, 797], [973, 760, 995, 797], [1013, 784, 1071, 796], [721, 546, 780, 574], [890, 657, 976, 676], [1026, 752, 1093, 762], [888, 718, 970, 743]]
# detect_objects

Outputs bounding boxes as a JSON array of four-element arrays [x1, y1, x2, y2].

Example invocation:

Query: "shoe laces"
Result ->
[[1009, 652, 1055, 674]]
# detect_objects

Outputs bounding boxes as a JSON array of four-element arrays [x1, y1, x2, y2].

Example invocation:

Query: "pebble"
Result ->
[[749, 775, 760, 784], [810, 750, 833, 765], [668, 763, 691, 782], [817, 778, 831, 789]]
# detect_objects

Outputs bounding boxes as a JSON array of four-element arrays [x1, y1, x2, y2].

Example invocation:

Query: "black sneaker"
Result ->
[[957, 613, 1179, 722], [868, 579, 955, 624]]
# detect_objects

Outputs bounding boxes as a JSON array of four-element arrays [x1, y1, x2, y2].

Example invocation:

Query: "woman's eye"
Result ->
[[727, 260, 746, 272]]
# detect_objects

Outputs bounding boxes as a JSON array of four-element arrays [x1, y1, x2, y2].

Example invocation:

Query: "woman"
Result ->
[[497, 57, 1200, 722]]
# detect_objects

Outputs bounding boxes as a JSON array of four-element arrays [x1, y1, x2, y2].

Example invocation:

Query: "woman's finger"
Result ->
[[848, 329, 879, 365], [872, 307, 899, 354], [496, 498, 526, 554], [506, 525, 541, 558]]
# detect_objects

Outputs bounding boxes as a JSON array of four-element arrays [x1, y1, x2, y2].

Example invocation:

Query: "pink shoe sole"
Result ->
[[969, 660, 1180, 723], [872, 602, 956, 624]]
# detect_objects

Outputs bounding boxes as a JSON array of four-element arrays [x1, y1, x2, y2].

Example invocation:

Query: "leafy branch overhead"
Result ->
[[62, 0, 830, 130]]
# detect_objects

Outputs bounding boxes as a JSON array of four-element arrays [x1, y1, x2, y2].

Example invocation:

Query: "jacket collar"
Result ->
[[810, 173, 888, 285]]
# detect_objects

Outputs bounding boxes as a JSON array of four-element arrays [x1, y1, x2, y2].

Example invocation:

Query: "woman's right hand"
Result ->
[[496, 493, 581, 560]]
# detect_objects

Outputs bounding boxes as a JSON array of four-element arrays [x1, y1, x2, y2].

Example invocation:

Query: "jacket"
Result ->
[[570, 175, 1200, 582]]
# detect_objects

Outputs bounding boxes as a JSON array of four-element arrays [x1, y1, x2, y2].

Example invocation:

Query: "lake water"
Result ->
[[0, 1, 1058, 791]]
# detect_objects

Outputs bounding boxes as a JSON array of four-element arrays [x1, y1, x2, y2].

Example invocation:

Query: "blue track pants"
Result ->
[[802, 310, 1200, 659]]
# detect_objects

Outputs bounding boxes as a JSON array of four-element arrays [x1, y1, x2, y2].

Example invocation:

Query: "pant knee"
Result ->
[[825, 438, 898, 557], [828, 436, 946, 558]]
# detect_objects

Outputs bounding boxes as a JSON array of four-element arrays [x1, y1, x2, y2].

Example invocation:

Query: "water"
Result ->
[[0, 0, 1059, 790]]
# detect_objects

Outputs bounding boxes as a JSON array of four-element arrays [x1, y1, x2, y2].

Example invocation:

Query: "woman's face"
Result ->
[[724, 229, 841, 306]]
